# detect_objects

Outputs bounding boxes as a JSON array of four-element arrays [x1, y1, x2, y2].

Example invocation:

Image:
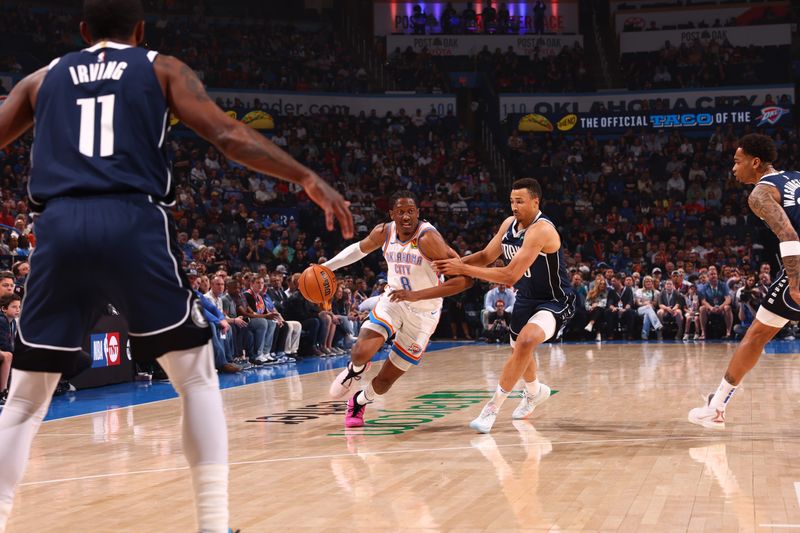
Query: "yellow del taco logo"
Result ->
[[557, 114, 577, 131], [518, 113, 553, 132], [241, 110, 274, 130]]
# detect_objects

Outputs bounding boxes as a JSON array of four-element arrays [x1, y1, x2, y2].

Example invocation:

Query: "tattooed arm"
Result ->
[[153, 55, 353, 238], [748, 184, 800, 295]]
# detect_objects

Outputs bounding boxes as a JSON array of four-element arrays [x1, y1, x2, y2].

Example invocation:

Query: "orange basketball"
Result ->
[[299, 264, 337, 305]]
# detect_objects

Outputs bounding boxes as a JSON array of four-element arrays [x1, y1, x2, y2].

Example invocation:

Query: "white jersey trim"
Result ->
[[83, 41, 132, 52]]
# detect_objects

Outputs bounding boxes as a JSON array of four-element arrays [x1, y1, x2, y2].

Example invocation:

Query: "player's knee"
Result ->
[[513, 334, 540, 356]]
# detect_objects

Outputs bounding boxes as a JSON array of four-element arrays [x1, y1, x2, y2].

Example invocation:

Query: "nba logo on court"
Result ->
[[91, 332, 121, 367]]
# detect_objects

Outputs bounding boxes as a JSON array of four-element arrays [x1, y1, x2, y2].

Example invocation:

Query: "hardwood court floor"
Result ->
[[9, 341, 800, 532]]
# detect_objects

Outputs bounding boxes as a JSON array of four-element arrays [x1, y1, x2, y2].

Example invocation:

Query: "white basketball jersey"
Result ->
[[383, 221, 443, 312]]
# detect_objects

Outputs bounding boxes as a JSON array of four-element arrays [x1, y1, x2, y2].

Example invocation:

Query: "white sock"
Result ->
[[490, 384, 510, 408], [524, 378, 540, 396], [709, 377, 737, 411], [355, 381, 377, 406], [0, 370, 60, 533], [350, 362, 365, 373], [191, 464, 229, 533], [158, 344, 228, 532]]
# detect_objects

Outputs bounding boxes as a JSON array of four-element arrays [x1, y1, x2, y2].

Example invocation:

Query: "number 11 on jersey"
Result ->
[[76, 95, 115, 157]]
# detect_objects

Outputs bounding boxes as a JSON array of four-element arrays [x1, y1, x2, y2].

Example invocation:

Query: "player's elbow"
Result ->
[[460, 276, 475, 289]]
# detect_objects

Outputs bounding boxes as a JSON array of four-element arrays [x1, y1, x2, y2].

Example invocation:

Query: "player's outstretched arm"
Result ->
[[435, 221, 554, 286], [154, 55, 353, 238], [460, 216, 515, 267], [322, 223, 388, 272], [389, 231, 473, 303], [748, 184, 800, 301], [0, 68, 47, 150]]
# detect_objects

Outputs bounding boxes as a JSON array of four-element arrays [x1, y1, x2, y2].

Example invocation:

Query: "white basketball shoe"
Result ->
[[512, 383, 551, 420], [329, 362, 371, 399], [469, 403, 499, 434], [688, 393, 725, 430]]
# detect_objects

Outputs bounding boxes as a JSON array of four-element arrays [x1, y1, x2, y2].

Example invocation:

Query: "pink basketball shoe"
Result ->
[[345, 396, 366, 428]]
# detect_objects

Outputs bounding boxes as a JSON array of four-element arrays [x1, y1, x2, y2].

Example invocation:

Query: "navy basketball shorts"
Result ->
[[14, 195, 209, 373], [756, 269, 800, 328], [509, 294, 576, 343]]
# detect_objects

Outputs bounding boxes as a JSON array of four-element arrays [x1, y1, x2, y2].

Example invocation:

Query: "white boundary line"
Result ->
[[20, 433, 748, 488]]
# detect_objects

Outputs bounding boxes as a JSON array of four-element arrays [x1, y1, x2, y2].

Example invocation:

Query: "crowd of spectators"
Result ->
[[622, 39, 792, 90], [384, 46, 451, 93], [0, 3, 374, 93], [383, 41, 591, 93], [621, 9, 787, 32], [0, 99, 506, 373], [502, 108, 799, 340], [0, 2, 798, 383], [477, 41, 592, 93]]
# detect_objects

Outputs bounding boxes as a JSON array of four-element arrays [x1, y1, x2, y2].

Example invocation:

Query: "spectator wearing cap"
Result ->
[[651, 267, 663, 289], [371, 278, 388, 297]]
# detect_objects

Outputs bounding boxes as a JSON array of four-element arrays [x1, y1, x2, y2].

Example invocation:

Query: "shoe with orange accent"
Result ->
[[329, 362, 371, 399], [688, 394, 725, 430], [345, 396, 366, 428]]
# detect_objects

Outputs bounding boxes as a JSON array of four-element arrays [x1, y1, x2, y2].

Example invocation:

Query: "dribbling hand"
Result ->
[[303, 173, 354, 238]]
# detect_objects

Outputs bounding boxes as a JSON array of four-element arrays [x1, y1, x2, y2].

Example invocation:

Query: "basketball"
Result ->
[[298, 264, 337, 305]]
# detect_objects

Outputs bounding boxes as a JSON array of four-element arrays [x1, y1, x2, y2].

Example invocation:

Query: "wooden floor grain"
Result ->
[[9, 341, 800, 532]]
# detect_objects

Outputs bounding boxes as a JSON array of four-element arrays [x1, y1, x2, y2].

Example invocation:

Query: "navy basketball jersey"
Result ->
[[501, 212, 572, 301], [758, 170, 800, 236], [30, 42, 171, 209]]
